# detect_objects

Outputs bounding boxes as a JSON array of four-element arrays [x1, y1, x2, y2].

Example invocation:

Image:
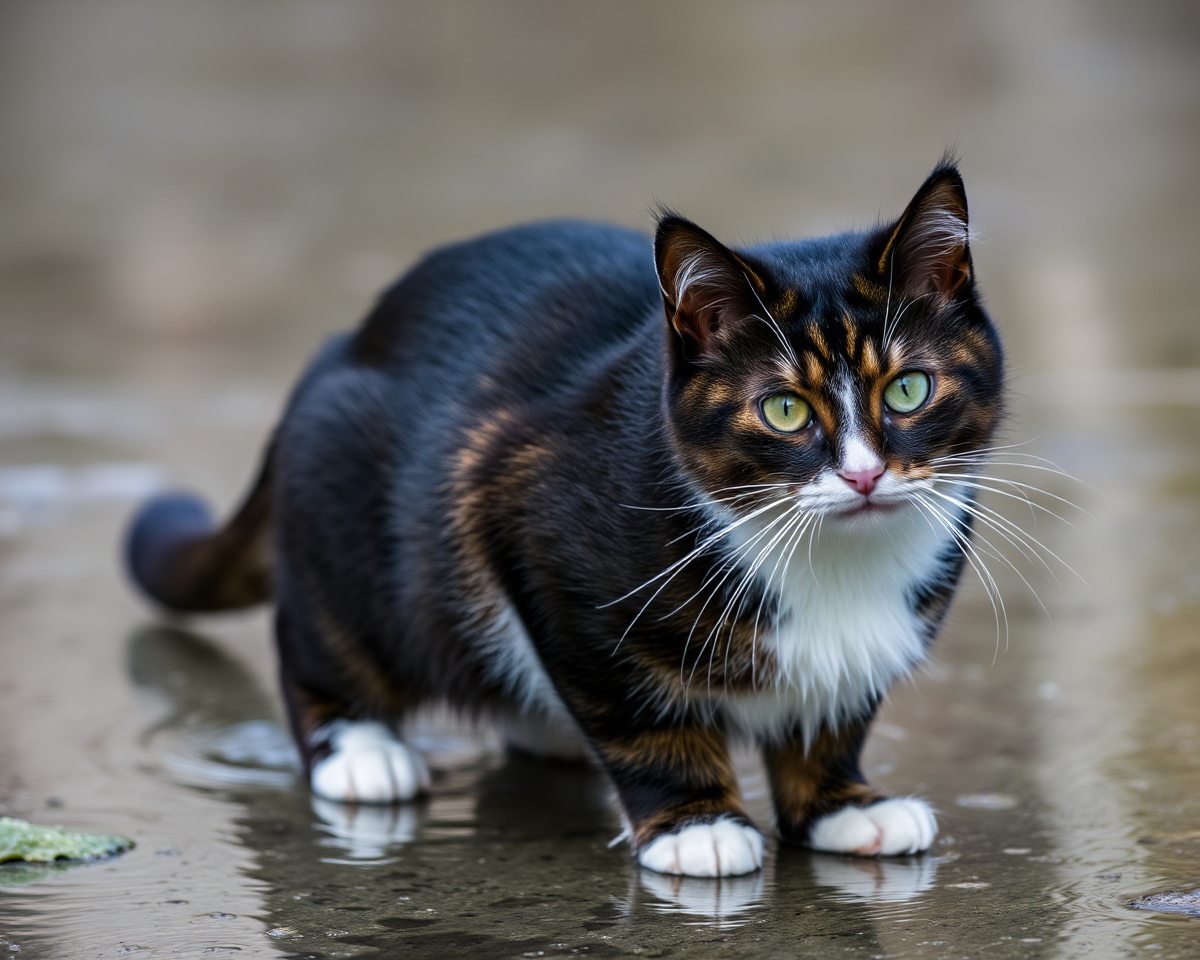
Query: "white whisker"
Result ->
[[912, 490, 1058, 656], [658, 503, 800, 622], [743, 272, 799, 367], [930, 454, 1090, 491], [740, 508, 819, 689], [881, 255, 895, 348], [603, 495, 791, 653], [883, 292, 934, 348], [910, 492, 1008, 655], [718, 507, 816, 690], [690, 503, 808, 694], [678, 505, 804, 691], [921, 483, 1084, 586], [932, 474, 1089, 520]]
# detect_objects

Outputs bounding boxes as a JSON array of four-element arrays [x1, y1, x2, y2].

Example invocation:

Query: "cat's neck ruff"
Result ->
[[715, 495, 962, 744]]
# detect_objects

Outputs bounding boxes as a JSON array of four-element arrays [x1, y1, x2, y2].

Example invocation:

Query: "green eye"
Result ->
[[761, 393, 811, 433], [883, 372, 931, 413]]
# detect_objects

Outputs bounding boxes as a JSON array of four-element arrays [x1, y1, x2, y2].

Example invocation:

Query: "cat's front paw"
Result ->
[[808, 798, 936, 856], [309, 721, 430, 804], [638, 817, 764, 877]]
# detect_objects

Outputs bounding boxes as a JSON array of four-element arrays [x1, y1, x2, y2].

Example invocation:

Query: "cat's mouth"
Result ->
[[833, 499, 903, 519]]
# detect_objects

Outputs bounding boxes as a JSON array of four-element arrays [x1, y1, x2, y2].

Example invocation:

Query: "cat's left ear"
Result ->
[[877, 164, 972, 301], [655, 215, 767, 357]]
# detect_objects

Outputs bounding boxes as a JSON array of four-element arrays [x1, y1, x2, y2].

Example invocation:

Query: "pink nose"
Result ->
[[839, 465, 884, 496]]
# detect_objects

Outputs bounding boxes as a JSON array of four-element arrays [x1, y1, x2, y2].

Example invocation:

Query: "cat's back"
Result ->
[[352, 220, 659, 392]]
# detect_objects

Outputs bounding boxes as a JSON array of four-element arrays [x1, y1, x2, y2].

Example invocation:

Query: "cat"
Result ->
[[126, 159, 1002, 878]]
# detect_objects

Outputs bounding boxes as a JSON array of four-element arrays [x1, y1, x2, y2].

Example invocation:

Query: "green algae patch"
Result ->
[[0, 817, 133, 863]]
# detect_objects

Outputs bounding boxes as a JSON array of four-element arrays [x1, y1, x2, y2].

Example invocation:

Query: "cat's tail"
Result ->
[[125, 447, 275, 612]]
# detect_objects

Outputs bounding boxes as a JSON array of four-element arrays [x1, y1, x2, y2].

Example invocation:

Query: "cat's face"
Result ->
[[655, 165, 1003, 527]]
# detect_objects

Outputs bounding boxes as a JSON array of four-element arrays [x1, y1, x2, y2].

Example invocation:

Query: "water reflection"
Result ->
[[637, 868, 767, 927], [128, 625, 283, 734], [311, 796, 425, 863], [809, 852, 938, 904], [0, 862, 75, 890], [127, 626, 300, 791]]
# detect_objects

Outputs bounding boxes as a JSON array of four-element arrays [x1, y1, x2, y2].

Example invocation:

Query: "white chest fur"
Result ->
[[722, 502, 957, 743]]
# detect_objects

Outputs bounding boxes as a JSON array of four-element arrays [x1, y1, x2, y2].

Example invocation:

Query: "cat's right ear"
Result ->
[[655, 215, 764, 357]]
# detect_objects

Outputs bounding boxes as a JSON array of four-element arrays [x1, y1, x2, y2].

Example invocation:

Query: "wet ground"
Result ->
[[1, 2, 1199, 957]]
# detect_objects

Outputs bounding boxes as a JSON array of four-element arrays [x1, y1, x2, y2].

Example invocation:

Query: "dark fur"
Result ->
[[127, 163, 1002, 855]]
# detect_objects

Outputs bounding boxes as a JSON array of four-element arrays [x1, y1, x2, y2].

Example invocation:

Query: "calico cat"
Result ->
[[126, 160, 1002, 878]]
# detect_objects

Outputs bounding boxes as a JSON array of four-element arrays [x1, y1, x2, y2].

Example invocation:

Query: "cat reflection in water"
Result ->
[[127, 160, 1002, 878]]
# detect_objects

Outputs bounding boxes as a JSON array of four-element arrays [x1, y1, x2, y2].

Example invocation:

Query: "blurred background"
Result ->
[[1, 2, 1198, 958]]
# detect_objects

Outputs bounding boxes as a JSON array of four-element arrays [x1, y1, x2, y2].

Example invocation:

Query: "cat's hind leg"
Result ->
[[763, 722, 937, 857]]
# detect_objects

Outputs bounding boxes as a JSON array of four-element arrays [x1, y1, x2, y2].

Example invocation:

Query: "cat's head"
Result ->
[[654, 162, 1003, 525]]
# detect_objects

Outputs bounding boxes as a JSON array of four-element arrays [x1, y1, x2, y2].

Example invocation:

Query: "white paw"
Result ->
[[808, 797, 937, 856], [309, 721, 430, 804], [638, 818, 765, 878]]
